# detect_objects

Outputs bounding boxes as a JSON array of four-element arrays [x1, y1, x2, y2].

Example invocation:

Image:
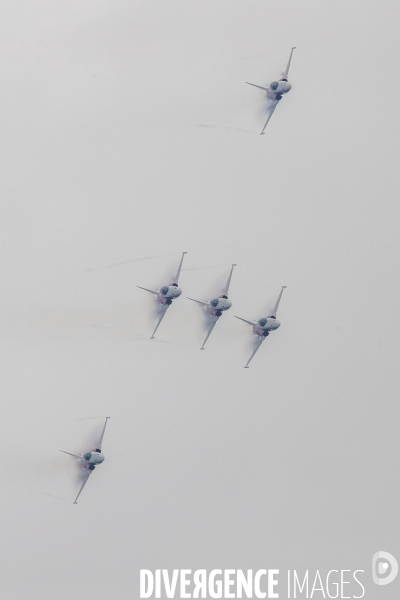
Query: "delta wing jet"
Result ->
[[235, 286, 286, 368], [137, 252, 187, 338], [60, 417, 110, 504], [246, 47, 296, 134], [187, 264, 236, 350]]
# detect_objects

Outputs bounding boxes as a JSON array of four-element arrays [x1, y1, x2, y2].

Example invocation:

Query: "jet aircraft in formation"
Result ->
[[246, 47, 296, 135], [57, 49, 296, 505], [60, 417, 110, 504], [235, 286, 287, 368], [187, 263, 236, 349], [138, 254, 286, 366], [137, 252, 187, 338]]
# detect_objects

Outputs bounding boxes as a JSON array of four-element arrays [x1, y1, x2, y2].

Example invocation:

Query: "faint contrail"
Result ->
[[71, 417, 107, 421], [34, 491, 68, 502], [86, 253, 173, 272], [238, 53, 261, 61], [194, 124, 255, 134]]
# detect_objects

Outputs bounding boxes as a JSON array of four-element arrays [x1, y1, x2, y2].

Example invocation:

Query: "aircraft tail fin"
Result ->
[[60, 450, 81, 459], [137, 286, 158, 295], [187, 297, 208, 306], [234, 315, 257, 326], [246, 82, 269, 92]]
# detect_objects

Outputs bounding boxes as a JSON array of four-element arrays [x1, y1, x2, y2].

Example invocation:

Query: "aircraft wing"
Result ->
[[244, 336, 265, 368], [200, 317, 219, 350], [173, 252, 187, 284], [270, 286, 287, 317], [223, 264, 237, 295], [151, 305, 169, 339], [260, 100, 279, 135], [73, 471, 92, 504], [97, 417, 110, 450], [283, 47, 296, 78]]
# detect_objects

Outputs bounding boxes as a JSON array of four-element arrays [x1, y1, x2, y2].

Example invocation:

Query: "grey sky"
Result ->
[[0, 1, 399, 599]]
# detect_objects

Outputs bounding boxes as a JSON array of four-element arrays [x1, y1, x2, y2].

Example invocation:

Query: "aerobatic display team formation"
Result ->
[[62, 48, 296, 504], [137, 254, 287, 366]]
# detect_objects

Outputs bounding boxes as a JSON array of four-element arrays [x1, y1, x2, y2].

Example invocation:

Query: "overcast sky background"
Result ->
[[0, 1, 399, 598]]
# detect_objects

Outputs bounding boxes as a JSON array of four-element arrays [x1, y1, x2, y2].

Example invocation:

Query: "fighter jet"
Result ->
[[246, 47, 296, 134], [235, 286, 286, 368], [60, 417, 110, 504], [137, 252, 187, 339], [187, 264, 236, 350]]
